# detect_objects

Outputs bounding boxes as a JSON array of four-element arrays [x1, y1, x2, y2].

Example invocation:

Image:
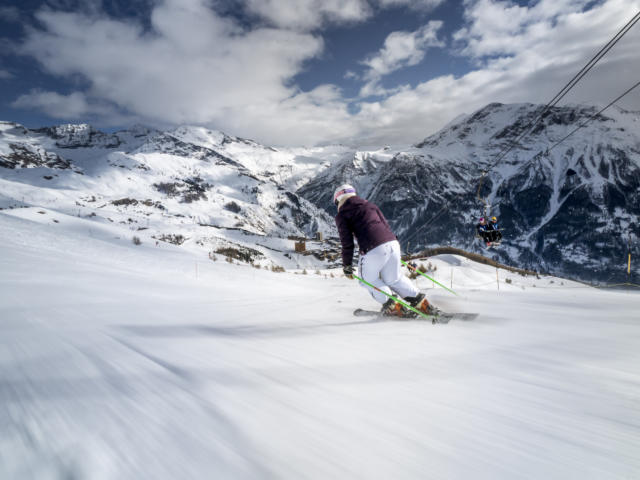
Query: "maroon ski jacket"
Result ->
[[335, 196, 397, 267]]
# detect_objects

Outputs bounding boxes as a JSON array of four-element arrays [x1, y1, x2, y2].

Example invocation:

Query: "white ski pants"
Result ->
[[358, 240, 419, 304]]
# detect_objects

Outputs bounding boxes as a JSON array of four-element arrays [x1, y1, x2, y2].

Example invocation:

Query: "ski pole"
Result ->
[[401, 260, 459, 297], [352, 274, 431, 319]]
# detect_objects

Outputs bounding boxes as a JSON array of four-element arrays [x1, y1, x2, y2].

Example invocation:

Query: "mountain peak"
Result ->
[[35, 123, 122, 149]]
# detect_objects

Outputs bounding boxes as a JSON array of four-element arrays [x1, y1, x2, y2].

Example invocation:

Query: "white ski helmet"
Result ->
[[333, 184, 356, 206]]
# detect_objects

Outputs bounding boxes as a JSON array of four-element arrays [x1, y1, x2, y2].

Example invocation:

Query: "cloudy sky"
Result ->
[[1, 0, 639, 146]]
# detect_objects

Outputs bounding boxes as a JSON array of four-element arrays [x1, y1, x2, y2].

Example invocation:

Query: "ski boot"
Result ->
[[381, 298, 409, 317], [405, 293, 440, 316]]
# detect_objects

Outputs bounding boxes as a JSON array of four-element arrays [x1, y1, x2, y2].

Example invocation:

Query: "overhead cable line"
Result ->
[[415, 10, 639, 250], [476, 9, 640, 208], [545, 79, 640, 154], [492, 10, 640, 166], [403, 203, 449, 249]]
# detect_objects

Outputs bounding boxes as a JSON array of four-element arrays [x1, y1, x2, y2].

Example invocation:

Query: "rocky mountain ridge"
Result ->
[[298, 102, 640, 282]]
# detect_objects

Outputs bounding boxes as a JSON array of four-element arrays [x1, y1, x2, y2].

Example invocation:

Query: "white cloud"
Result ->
[[17, 0, 346, 144], [349, 0, 640, 144], [11, 89, 134, 123], [12, 0, 640, 146], [241, 0, 447, 31], [243, 0, 372, 31], [453, 0, 593, 58], [375, 0, 445, 12], [0, 69, 12, 79], [359, 21, 444, 97], [363, 22, 444, 77], [13, 91, 90, 118], [344, 70, 359, 80]]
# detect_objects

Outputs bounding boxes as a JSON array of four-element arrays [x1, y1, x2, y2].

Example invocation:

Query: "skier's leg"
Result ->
[[380, 241, 419, 298], [359, 244, 393, 304], [380, 242, 439, 315]]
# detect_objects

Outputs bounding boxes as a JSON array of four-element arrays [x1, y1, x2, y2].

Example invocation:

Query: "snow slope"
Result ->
[[2, 210, 639, 479]]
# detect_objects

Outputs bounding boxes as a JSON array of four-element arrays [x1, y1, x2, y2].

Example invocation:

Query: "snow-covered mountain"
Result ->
[[2, 102, 639, 282], [299, 103, 640, 282], [0, 121, 354, 269]]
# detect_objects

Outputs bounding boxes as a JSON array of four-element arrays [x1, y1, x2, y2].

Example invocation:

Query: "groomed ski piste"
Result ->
[[1, 209, 639, 480]]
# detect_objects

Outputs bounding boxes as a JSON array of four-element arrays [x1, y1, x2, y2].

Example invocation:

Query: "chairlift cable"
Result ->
[[546, 79, 640, 154], [475, 10, 640, 209], [490, 10, 640, 171]]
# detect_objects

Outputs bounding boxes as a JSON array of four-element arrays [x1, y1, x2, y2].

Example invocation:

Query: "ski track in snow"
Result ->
[[1, 212, 640, 479]]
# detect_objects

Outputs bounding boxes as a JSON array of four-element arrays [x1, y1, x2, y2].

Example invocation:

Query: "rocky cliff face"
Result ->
[[0, 122, 73, 169], [34, 123, 123, 149]]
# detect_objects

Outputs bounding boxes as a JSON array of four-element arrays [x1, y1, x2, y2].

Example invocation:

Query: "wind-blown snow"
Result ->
[[1, 211, 639, 479]]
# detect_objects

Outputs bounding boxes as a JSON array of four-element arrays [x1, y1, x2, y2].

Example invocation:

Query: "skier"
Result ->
[[488, 216, 502, 243], [333, 184, 434, 317], [475, 217, 491, 246]]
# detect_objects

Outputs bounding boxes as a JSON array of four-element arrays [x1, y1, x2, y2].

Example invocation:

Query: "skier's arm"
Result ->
[[335, 214, 355, 267]]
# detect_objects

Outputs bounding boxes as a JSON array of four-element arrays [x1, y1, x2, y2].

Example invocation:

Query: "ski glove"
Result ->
[[343, 265, 354, 279]]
